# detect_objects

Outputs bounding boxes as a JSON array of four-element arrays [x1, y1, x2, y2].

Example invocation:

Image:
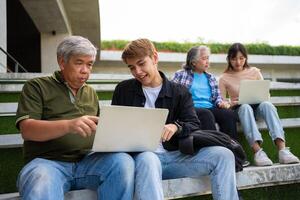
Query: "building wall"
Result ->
[[41, 33, 70, 73], [0, 0, 6, 73], [7, 0, 41, 72]]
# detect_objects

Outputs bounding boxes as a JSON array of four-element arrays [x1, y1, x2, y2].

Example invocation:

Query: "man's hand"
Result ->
[[161, 124, 178, 142], [68, 115, 99, 137]]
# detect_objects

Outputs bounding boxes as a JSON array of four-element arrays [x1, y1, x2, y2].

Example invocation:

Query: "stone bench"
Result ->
[[1, 117, 299, 149], [0, 101, 111, 116], [1, 96, 299, 117], [0, 163, 299, 200], [1, 80, 299, 199], [0, 83, 117, 93], [0, 81, 300, 92], [0, 73, 133, 83]]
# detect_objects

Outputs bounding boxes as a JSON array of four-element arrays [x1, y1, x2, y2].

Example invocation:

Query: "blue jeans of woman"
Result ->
[[237, 101, 285, 146]]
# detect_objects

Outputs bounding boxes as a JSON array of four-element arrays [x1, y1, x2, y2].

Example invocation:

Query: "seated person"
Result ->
[[16, 36, 134, 200], [172, 46, 238, 140], [112, 38, 239, 200], [219, 42, 300, 166]]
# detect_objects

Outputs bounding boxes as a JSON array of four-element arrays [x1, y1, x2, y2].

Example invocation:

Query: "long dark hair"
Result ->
[[225, 43, 249, 72]]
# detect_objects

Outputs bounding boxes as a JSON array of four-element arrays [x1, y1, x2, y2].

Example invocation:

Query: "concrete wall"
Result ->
[[94, 51, 300, 81], [0, 0, 6, 73], [20, 0, 100, 73], [41, 33, 70, 73]]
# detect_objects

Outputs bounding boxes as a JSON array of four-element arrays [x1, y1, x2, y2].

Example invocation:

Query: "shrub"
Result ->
[[101, 40, 300, 56]]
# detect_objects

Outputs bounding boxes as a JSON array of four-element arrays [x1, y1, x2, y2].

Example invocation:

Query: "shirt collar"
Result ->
[[52, 71, 64, 84], [158, 71, 173, 98]]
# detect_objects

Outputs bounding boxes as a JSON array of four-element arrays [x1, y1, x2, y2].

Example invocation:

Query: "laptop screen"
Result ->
[[238, 80, 270, 104], [92, 105, 169, 152]]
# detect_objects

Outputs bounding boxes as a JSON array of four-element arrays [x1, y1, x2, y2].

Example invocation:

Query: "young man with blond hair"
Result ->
[[112, 38, 239, 200]]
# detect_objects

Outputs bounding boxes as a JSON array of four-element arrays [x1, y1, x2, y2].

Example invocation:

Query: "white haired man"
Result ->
[[16, 36, 134, 200]]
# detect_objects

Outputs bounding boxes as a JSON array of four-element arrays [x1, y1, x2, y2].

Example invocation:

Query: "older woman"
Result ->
[[172, 46, 238, 140], [219, 43, 299, 166]]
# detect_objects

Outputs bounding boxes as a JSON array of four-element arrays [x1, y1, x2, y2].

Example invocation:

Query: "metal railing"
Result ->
[[0, 46, 28, 72]]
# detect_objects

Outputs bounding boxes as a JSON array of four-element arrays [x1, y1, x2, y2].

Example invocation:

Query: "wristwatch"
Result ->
[[174, 121, 182, 134]]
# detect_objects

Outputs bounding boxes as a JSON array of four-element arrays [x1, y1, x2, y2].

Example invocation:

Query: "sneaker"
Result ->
[[279, 147, 300, 164], [254, 149, 273, 166], [242, 160, 251, 167]]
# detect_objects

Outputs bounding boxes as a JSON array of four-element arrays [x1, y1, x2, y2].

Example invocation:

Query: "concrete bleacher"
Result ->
[[1, 163, 299, 200], [0, 74, 300, 199], [1, 97, 300, 149]]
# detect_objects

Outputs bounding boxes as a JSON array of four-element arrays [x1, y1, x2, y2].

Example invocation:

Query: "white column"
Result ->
[[41, 33, 70, 73], [0, 0, 7, 73]]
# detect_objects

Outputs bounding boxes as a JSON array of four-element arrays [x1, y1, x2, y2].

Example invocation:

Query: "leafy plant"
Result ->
[[101, 40, 300, 56]]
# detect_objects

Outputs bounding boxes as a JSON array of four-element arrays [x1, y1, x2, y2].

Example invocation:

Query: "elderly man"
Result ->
[[16, 36, 134, 200], [112, 38, 239, 200]]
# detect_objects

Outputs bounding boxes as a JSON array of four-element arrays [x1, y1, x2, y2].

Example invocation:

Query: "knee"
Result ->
[[20, 163, 56, 184], [196, 108, 214, 120], [18, 163, 60, 194], [135, 152, 161, 171], [238, 104, 252, 115], [259, 101, 276, 111], [112, 153, 135, 177], [212, 146, 235, 164]]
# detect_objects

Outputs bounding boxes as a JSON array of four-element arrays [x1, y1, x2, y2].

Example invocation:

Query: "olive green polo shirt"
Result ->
[[16, 71, 99, 163]]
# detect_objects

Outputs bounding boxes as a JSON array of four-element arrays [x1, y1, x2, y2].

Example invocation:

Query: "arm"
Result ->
[[162, 88, 200, 141], [17, 80, 99, 142], [218, 77, 232, 108], [111, 84, 119, 105], [20, 115, 98, 142], [210, 74, 223, 107], [218, 77, 227, 100], [174, 86, 201, 136], [171, 71, 181, 84], [257, 69, 264, 80]]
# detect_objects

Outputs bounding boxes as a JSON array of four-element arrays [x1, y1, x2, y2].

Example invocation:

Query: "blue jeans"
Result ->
[[238, 101, 285, 146], [17, 152, 135, 200], [134, 146, 238, 200]]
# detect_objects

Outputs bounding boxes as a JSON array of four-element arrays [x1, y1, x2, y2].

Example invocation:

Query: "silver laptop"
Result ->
[[238, 80, 270, 104], [92, 105, 169, 152]]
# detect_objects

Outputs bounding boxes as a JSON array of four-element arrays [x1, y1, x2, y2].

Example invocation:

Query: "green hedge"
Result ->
[[101, 40, 300, 56]]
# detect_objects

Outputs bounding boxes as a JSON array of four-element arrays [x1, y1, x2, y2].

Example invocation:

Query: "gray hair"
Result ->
[[183, 45, 211, 70], [57, 36, 97, 62]]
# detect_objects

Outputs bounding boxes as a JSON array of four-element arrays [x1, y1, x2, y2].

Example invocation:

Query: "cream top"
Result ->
[[219, 67, 263, 102]]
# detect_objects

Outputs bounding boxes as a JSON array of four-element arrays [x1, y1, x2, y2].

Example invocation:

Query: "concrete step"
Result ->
[[0, 83, 117, 93], [1, 97, 299, 117], [1, 117, 300, 149], [0, 163, 299, 200], [0, 101, 111, 116], [0, 73, 133, 82], [1, 81, 300, 93]]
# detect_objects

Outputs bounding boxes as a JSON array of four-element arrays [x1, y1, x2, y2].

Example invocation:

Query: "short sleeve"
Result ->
[[256, 68, 264, 80], [16, 80, 43, 129]]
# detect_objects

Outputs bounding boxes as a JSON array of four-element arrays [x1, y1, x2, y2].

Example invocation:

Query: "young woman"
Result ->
[[172, 46, 238, 140], [219, 43, 299, 166]]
